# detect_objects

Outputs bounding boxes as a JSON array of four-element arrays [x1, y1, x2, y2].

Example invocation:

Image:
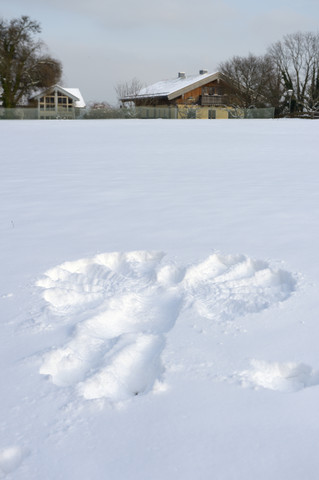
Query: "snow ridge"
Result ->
[[36, 251, 296, 403]]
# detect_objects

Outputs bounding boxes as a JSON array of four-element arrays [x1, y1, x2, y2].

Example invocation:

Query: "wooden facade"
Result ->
[[175, 80, 230, 106], [124, 72, 233, 108]]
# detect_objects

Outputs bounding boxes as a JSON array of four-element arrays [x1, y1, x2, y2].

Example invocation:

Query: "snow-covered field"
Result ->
[[1, 119, 319, 479]]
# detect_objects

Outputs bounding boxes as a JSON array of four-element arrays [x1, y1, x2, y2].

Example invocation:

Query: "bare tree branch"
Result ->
[[268, 32, 319, 112]]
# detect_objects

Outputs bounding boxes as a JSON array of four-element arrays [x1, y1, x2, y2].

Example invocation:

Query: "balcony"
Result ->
[[200, 95, 228, 106]]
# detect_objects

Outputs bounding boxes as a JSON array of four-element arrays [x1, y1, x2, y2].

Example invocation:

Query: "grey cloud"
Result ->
[[9, 0, 238, 29]]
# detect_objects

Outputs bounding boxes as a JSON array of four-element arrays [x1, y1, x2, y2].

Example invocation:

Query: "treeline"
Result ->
[[218, 32, 319, 115]]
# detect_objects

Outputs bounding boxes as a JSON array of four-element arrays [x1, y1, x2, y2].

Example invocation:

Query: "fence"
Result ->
[[133, 106, 276, 119], [0, 107, 83, 120], [0, 108, 38, 119], [0, 106, 276, 120], [228, 107, 276, 119], [244, 107, 275, 119]]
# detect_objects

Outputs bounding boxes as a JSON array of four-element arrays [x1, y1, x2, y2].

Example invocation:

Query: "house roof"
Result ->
[[123, 71, 226, 102], [61, 87, 86, 108], [31, 85, 86, 108]]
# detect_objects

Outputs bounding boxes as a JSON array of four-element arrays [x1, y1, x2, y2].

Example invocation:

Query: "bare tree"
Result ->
[[219, 53, 279, 108], [115, 77, 144, 107], [308, 64, 319, 110], [268, 31, 319, 113], [0, 16, 62, 108]]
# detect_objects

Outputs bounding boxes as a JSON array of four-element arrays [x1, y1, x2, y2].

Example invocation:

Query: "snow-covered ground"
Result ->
[[1, 119, 319, 479]]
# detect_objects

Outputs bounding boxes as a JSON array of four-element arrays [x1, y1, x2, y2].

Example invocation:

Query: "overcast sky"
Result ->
[[2, 0, 319, 105]]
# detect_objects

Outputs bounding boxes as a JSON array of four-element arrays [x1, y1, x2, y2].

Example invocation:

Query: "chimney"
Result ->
[[178, 72, 186, 79], [199, 69, 208, 75]]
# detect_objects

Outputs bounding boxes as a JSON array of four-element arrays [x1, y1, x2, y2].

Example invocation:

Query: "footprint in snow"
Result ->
[[36, 250, 296, 402], [0, 446, 29, 476], [235, 360, 319, 392]]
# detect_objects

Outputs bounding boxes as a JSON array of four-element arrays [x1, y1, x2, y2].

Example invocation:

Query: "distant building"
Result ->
[[121, 71, 235, 119], [30, 85, 86, 119]]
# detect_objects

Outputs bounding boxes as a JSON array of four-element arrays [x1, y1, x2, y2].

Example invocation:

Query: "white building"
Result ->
[[31, 85, 86, 119]]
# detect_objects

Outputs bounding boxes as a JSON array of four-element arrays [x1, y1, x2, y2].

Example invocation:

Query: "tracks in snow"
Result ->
[[36, 250, 296, 402]]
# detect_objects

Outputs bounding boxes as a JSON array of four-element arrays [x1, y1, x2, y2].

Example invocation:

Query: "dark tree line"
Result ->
[[219, 32, 319, 115], [0, 16, 62, 108]]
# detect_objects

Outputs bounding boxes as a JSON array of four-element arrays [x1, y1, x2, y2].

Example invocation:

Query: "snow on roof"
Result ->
[[126, 72, 222, 101], [62, 88, 86, 108]]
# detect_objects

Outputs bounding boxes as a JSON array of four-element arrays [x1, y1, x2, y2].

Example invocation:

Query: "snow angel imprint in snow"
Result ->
[[36, 250, 296, 403]]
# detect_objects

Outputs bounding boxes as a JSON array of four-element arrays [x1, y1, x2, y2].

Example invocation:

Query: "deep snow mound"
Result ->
[[36, 250, 296, 402], [236, 360, 319, 392]]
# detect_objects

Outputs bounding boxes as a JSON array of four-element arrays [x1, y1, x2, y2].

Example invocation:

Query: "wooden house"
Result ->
[[121, 71, 235, 119]]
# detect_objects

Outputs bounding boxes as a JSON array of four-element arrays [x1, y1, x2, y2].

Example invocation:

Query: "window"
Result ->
[[38, 91, 75, 113], [57, 94, 73, 110], [204, 87, 219, 96]]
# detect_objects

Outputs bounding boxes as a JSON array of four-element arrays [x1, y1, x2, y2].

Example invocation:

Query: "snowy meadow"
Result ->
[[1, 119, 319, 479]]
